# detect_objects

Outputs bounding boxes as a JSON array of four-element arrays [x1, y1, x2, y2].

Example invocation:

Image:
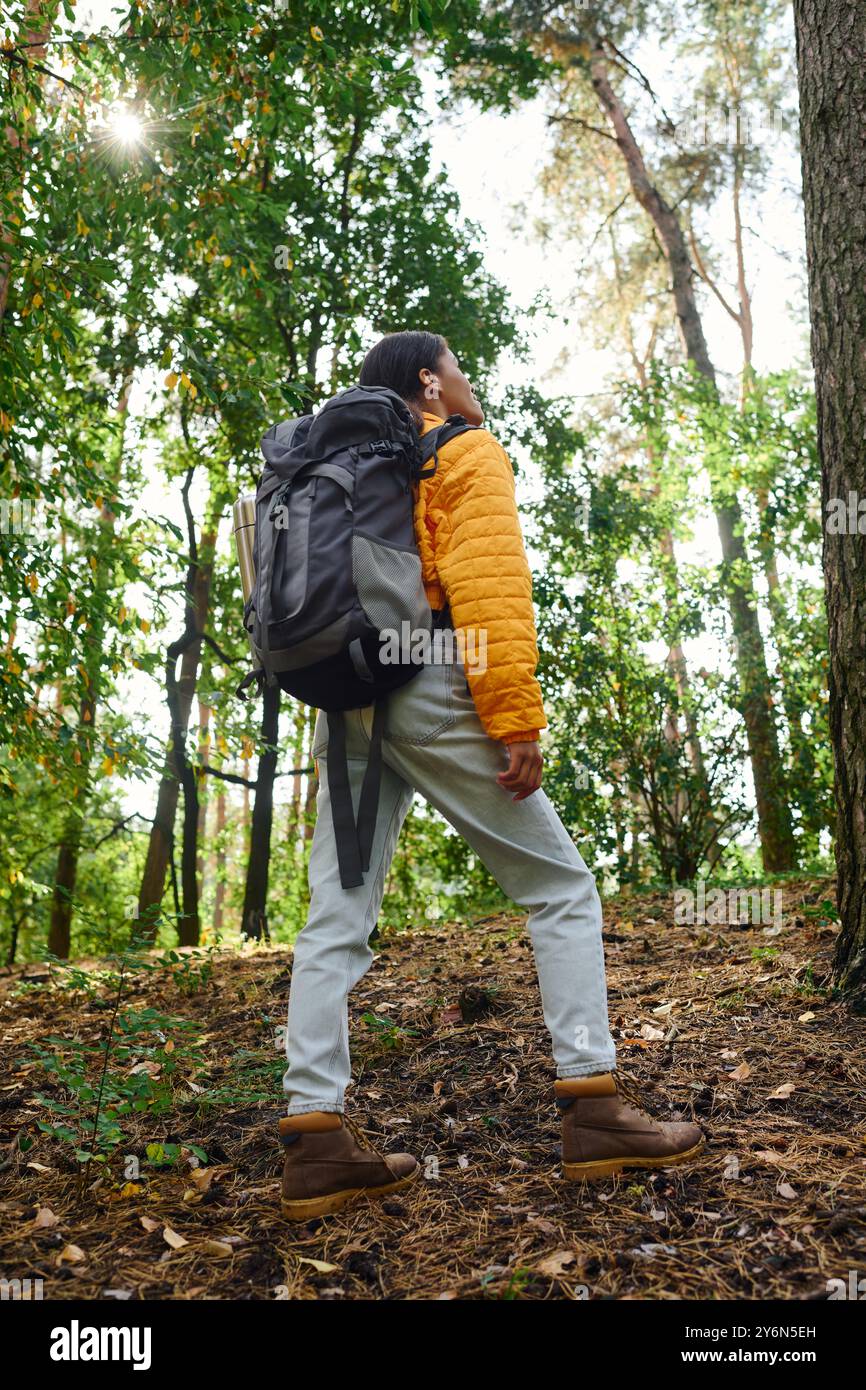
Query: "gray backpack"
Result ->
[[238, 384, 477, 888]]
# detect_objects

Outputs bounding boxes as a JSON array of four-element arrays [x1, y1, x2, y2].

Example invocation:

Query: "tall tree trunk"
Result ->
[[137, 500, 215, 940], [794, 0, 866, 1005], [585, 43, 796, 872], [693, 155, 802, 761], [611, 234, 719, 866], [241, 684, 281, 940]]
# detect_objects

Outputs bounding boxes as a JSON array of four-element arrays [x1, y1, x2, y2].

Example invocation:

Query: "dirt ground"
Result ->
[[1, 875, 864, 1301]]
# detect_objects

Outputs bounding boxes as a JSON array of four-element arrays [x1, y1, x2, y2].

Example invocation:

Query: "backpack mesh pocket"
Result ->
[[352, 531, 431, 635]]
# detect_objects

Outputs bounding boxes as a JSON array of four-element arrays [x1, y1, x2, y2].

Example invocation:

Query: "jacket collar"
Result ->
[[418, 409, 445, 437]]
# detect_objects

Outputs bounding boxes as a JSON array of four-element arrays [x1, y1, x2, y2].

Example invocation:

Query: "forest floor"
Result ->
[[1, 874, 864, 1301]]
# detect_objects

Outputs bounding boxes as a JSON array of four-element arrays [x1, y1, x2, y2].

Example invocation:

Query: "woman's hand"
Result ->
[[496, 740, 543, 800]]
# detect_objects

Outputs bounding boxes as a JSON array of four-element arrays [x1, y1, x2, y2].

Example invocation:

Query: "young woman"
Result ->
[[276, 331, 704, 1219]]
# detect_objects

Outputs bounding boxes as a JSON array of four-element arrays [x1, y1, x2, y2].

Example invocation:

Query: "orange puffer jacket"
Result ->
[[412, 411, 547, 745]]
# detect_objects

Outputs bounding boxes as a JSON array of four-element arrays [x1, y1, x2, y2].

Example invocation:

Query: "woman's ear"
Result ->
[[421, 373, 441, 402]]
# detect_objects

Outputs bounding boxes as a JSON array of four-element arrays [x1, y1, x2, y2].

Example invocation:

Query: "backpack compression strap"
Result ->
[[326, 699, 388, 890], [257, 417, 310, 686]]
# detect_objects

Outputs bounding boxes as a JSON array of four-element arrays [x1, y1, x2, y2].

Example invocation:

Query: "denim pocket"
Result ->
[[453, 655, 473, 701], [383, 653, 456, 744]]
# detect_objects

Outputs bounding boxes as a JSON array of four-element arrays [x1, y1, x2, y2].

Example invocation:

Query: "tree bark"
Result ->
[[794, 0, 866, 1005], [136, 503, 215, 941]]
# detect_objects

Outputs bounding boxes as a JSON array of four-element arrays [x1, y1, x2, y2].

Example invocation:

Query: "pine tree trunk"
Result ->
[[794, 0, 866, 1006]]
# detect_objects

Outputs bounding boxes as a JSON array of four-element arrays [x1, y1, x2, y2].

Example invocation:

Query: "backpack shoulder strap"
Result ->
[[417, 414, 480, 480]]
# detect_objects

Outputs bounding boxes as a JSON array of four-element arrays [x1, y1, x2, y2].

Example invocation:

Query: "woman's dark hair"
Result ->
[[359, 330, 448, 423]]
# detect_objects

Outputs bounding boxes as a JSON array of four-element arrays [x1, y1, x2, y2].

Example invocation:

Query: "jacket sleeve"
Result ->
[[432, 431, 547, 744]]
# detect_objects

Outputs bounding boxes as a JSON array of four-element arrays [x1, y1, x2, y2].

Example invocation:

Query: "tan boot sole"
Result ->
[[563, 1136, 705, 1181], [280, 1163, 419, 1221]]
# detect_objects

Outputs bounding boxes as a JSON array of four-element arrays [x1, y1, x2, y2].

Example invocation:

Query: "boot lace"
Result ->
[[613, 1073, 658, 1123], [342, 1113, 376, 1153]]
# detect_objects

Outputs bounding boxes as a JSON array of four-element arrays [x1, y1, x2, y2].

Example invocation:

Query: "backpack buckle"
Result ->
[[359, 439, 396, 458]]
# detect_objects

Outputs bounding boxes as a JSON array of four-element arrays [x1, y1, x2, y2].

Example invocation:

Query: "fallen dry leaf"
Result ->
[[298, 1257, 340, 1274], [140, 1215, 160, 1233], [640, 1023, 665, 1041], [32, 1206, 59, 1229], [729, 1062, 752, 1082], [57, 1243, 85, 1265], [183, 1165, 231, 1201], [526, 1216, 558, 1236], [162, 1226, 188, 1250], [199, 1240, 233, 1259], [768, 1082, 796, 1101], [536, 1250, 576, 1277]]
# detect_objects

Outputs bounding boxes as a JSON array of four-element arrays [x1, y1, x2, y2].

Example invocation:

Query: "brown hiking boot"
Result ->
[[278, 1111, 419, 1220], [556, 1072, 704, 1180]]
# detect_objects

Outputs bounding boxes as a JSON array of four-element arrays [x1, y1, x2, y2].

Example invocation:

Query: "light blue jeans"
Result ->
[[283, 653, 617, 1114]]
